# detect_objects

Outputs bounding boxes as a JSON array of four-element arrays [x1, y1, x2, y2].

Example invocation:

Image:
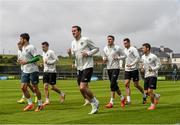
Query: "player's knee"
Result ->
[[80, 86, 86, 92]]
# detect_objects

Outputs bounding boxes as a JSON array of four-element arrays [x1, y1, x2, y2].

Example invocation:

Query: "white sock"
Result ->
[[120, 95, 124, 101], [60, 92, 64, 96], [45, 98, 49, 103], [22, 94, 25, 99], [85, 99, 89, 103], [33, 93, 36, 96], [127, 96, 130, 102], [110, 98, 114, 104], [143, 93, 147, 98], [151, 103, 155, 106], [27, 98, 32, 105], [38, 100, 42, 106]]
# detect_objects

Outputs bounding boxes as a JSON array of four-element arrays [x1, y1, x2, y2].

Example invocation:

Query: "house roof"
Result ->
[[173, 53, 180, 58]]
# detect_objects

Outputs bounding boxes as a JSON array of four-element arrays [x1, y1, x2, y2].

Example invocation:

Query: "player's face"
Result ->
[[20, 37, 26, 45], [72, 27, 81, 39], [107, 37, 114, 46], [123, 41, 130, 48], [42, 45, 48, 52], [142, 46, 149, 54]]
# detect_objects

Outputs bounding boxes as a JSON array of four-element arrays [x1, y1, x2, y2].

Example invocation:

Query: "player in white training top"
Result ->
[[67, 26, 99, 114], [123, 38, 145, 104], [41, 42, 65, 107], [102, 35, 126, 108], [140, 43, 161, 110]]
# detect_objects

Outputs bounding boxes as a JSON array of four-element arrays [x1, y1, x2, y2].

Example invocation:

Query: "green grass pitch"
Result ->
[[0, 80, 180, 124]]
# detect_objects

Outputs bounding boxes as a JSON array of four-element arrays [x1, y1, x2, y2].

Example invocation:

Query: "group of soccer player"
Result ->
[[16, 25, 161, 114]]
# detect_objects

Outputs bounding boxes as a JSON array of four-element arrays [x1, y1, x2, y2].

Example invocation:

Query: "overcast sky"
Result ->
[[0, 0, 180, 56]]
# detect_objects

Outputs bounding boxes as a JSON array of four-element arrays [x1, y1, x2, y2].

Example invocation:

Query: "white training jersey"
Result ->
[[21, 44, 39, 73], [102, 44, 126, 69], [141, 53, 161, 78], [17, 50, 23, 71], [42, 49, 59, 73], [71, 36, 99, 71], [124, 46, 140, 71]]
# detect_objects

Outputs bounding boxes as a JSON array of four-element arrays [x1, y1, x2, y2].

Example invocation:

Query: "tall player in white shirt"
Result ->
[[41, 42, 65, 107], [123, 38, 145, 104], [68, 26, 99, 114], [141, 43, 161, 110]]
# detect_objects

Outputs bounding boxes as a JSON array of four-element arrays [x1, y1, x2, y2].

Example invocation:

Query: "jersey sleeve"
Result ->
[[86, 38, 99, 56]]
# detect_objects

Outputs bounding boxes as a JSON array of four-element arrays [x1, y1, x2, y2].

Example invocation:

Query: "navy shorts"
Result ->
[[77, 68, 93, 86], [144, 77, 157, 90], [21, 72, 39, 84], [43, 73, 57, 85], [124, 70, 139, 82]]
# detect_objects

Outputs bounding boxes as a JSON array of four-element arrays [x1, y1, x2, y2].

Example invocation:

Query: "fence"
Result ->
[[0, 65, 180, 80]]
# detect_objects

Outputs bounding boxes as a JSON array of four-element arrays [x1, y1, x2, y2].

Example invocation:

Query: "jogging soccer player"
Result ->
[[17, 42, 37, 104], [17, 33, 43, 112], [123, 38, 145, 104], [67, 25, 99, 114], [41, 42, 65, 107], [102, 35, 126, 108], [140, 43, 161, 110]]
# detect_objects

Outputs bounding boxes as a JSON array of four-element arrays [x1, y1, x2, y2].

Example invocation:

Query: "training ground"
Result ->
[[0, 80, 180, 124]]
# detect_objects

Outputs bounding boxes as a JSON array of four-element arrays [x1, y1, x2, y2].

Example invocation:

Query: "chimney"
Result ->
[[160, 46, 164, 52]]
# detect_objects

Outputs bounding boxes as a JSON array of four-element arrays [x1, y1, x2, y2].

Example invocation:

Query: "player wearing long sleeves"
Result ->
[[68, 26, 99, 114], [141, 43, 161, 110], [102, 35, 126, 108], [42, 42, 65, 107], [123, 38, 145, 104], [18, 33, 43, 112]]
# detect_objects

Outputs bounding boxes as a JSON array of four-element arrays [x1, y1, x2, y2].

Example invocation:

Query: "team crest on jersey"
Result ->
[[149, 58, 151, 61], [113, 48, 116, 51], [80, 42, 83, 46]]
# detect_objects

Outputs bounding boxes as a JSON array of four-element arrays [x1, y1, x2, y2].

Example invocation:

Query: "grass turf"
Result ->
[[0, 80, 180, 124]]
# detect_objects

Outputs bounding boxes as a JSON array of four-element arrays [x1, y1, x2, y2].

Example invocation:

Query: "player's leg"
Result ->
[[27, 83, 37, 103], [105, 69, 114, 108], [79, 68, 99, 114], [112, 69, 125, 108], [42, 73, 50, 106], [124, 71, 131, 104], [30, 72, 43, 112], [143, 78, 149, 104], [50, 73, 65, 103], [147, 77, 159, 110], [77, 70, 89, 106], [21, 73, 34, 111]]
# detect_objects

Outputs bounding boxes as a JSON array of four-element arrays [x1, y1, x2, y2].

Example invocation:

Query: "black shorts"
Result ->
[[43, 72, 57, 85], [124, 70, 139, 82], [107, 69, 120, 91], [144, 77, 157, 90], [77, 68, 93, 86]]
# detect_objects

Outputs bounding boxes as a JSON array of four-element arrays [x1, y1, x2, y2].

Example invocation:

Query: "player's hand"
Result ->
[[81, 51, 88, 57], [102, 57, 108, 63], [126, 64, 132, 67], [19, 60, 28, 65], [67, 48, 71, 56], [140, 68, 145, 73]]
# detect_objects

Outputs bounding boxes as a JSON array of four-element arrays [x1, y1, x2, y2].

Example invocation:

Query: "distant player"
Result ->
[[123, 38, 145, 104], [17, 42, 37, 104], [102, 35, 126, 108], [41, 42, 65, 107], [140, 43, 161, 110], [67, 26, 99, 114], [18, 33, 43, 112]]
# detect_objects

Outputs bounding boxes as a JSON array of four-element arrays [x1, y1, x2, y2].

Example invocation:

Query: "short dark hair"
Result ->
[[143, 43, 151, 50], [42, 41, 49, 47], [20, 33, 30, 41], [107, 35, 115, 41], [123, 38, 130, 43], [72, 25, 81, 32]]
